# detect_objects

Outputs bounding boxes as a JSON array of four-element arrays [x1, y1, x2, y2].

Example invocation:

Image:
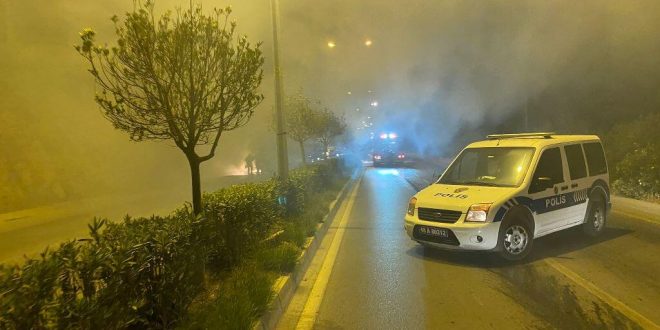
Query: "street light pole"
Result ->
[[271, 0, 288, 179]]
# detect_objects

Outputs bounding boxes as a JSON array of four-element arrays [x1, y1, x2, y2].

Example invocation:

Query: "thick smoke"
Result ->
[[280, 0, 660, 156], [2, 0, 660, 211], [0, 0, 277, 211]]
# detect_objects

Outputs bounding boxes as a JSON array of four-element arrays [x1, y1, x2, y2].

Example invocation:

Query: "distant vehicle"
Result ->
[[372, 132, 407, 167], [404, 133, 610, 261]]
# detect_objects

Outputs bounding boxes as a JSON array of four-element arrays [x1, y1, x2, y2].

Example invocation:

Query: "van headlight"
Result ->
[[466, 203, 492, 222], [407, 197, 417, 216]]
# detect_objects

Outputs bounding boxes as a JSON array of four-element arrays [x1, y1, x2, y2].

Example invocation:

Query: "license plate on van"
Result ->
[[417, 225, 449, 238]]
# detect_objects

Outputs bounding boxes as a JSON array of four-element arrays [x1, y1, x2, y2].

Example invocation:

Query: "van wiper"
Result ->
[[437, 181, 459, 185], [460, 181, 502, 187]]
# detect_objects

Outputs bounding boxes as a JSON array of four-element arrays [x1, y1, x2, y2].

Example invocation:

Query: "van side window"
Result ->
[[583, 142, 608, 176], [565, 144, 587, 180], [529, 147, 563, 193]]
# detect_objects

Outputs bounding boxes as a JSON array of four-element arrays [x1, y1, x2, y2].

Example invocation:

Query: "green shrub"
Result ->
[[202, 179, 281, 268], [605, 112, 660, 200], [612, 145, 660, 199], [0, 250, 60, 329], [0, 214, 208, 329], [0, 160, 344, 329]]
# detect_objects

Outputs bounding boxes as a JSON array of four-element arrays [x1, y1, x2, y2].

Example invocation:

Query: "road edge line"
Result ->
[[545, 259, 659, 329], [295, 176, 363, 330], [253, 170, 361, 330]]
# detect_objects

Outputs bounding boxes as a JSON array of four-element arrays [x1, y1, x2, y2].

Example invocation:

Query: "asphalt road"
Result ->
[[279, 167, 660, 329], [0, 174, 265, 263]]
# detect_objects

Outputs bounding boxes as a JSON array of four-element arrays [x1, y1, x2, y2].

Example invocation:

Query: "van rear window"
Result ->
[[583, 142, 608, 176], [565, 144, 587, 180]]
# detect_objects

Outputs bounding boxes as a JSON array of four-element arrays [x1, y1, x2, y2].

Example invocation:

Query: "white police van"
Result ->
[[404, 133, 611, 261]]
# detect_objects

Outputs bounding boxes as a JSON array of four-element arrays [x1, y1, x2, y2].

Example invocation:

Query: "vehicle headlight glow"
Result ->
[[407, 197, 417, 216], [466, 203, 492, 222]]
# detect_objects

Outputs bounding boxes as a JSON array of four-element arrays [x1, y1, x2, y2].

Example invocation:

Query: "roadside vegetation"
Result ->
[[76, 2, 264, 215], [0, 4, 353, 328], [285, 91, 347, 164], [0, 160, 347, 329], [605, 112, 660, 202]]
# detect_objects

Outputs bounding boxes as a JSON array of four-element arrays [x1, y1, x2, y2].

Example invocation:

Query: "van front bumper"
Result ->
[[404, 214, 501, 251]]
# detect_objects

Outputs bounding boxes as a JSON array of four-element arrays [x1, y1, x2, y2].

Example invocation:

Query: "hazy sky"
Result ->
[[1, 0, 659, 210]]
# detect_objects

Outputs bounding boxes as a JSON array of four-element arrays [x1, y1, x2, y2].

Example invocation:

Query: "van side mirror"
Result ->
[[535, 176, 554, 190]]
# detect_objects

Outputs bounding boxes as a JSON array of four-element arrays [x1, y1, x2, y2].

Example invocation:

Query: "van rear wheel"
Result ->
[[583, 198, 606, 237], [498, 219, 533, 261]]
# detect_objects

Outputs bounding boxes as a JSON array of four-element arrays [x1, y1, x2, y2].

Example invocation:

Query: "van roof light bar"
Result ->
[[486, 132, 556, 140]]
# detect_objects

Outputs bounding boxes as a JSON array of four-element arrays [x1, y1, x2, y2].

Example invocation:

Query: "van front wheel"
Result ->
[[498, 219, 533, 261], [583, 199, 606, 237]]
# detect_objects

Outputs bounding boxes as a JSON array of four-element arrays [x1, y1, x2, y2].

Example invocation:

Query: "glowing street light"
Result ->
[[327, 41, 336, 48], [370, 101, 378, 107], [365, 39, 373, 47]]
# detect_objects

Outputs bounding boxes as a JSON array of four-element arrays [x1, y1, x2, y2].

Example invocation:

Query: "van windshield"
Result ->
[[439, 147, 535, 187]]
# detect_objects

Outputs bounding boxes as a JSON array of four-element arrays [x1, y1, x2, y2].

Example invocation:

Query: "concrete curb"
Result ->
[[254, 171, 359, 330]]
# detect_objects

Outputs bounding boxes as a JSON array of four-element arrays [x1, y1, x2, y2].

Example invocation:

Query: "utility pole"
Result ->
[[271, 0, 289, 179], [524, 97, 529, 132]]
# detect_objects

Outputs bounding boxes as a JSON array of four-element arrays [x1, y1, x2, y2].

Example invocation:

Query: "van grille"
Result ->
[[417, 208, 462, 223]]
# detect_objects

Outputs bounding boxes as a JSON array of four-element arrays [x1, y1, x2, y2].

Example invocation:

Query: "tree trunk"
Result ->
[[323, 140, 329, 159], [187, 155, 202, 215], [299, 140, 306, 164]]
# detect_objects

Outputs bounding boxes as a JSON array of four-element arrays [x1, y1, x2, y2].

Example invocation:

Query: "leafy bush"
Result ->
[[605, 113, 660, 200], [0, 160, 345, 329], [0, 250, 60, 329], [612, 145, 660, 199], [202, 179, 281, 269]]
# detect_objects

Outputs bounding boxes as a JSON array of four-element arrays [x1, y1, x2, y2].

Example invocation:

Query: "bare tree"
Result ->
[[76, 2, 264, 214], [315, 108, 347, 159], [285, 92, 317, 164]]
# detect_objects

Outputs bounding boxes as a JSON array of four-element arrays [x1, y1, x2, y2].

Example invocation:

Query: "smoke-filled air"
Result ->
[[3, 1, 660, 329], [2, 0, 659, 208]]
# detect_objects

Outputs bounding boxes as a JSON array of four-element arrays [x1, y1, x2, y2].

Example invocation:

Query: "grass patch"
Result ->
[[256, 242, 301, 273], [182, 263, 276, 330]]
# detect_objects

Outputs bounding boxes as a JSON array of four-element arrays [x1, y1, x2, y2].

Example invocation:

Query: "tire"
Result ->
[[583, 198, 606, 237], [498, 217, 534, 261]]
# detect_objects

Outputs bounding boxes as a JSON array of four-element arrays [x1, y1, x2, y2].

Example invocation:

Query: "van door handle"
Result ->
[[560, 185, 568, 191], [571, 183, 578, 188]]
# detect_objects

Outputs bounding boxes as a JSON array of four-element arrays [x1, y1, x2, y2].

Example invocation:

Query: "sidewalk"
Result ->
[[611, 195, 660, 225]]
